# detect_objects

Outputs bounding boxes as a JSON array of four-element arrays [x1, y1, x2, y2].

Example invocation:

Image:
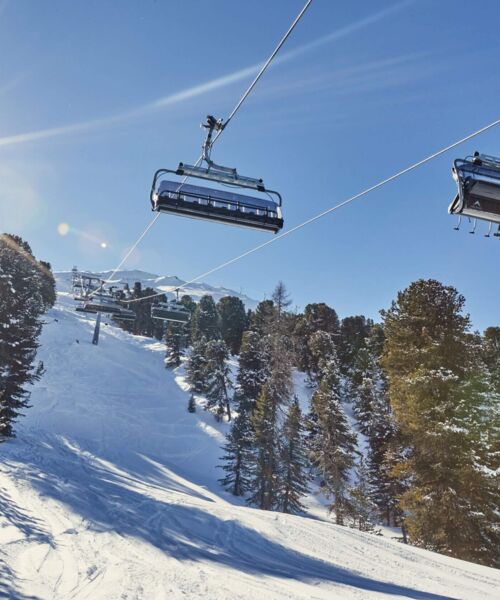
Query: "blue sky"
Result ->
[[1, 0, 499, 329]]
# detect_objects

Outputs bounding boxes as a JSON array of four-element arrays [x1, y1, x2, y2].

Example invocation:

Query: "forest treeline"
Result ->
[[0, 234, 56, 439], [1, 231, 498, 568], [154, 279, 499, 568]]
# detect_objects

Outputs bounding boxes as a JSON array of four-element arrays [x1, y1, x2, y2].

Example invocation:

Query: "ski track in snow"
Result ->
[[0, 292, 499, 599]]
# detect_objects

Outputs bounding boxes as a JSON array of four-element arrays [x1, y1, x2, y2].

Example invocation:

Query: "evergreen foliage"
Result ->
[[205, 339, 232, 421], [187, 394, 196, 413], [0, 234, 56, 438], [277, 398, 309, 514], [164, 321, 186, 368], [191, 295, 220, 342], [186, 338, 208, 394], [293, 302, 340, 374], [219, 411, 253, 495], [308, 351, 358, 525], [217, 296, 247, 355], [382, 279, 500, 566]]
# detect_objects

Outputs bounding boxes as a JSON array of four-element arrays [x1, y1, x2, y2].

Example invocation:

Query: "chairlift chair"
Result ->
[[78, 295, 124, 315], [150, 115, 284, 233], [449, 152, 500, 226], [151, 300, 191, 323], [112, 308, 136, 323]]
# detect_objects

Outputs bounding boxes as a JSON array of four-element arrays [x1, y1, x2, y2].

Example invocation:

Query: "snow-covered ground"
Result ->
[[1, 292, 499, 599]]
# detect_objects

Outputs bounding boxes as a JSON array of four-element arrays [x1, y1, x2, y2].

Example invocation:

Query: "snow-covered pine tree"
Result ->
[[292, 302, 339, 375], [218, 411, 253, 495], [482, 326, 500, 393], [349, 456, 377, 532], [248, 333, 294, 510], [217, 296, 247, 355], [164, 321, 186, 368], [248, 383, 278, 509], [338, 315, 373, 374], [186, 337, 208, 393], [205, 339, 232, 421], [308, 350, 358, 525], [0, 234, 55, 438], [277, 398, 309, 514], [233, 330, 269, 414], [307, 330, 337, 386], [382, 278, 500, 566], [191, 295, 220, 343], [249, 300, 275, 336], [219, 330, 269, 498]]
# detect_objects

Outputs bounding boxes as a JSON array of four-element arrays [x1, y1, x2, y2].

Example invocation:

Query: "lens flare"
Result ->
[[57, 222, 70, 236], [100, 242, 107, 249]]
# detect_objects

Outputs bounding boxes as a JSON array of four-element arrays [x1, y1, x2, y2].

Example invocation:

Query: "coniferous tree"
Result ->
[[248, 383, 279, 509], [217, 296, 247, 355], [307, 330, 337, 386], [187, 394, 196, 413], [382, 279, 500, 566], [205, 339, 232, 421], [483, 326, 500, 393], [191, 295, 220, 343], [164, 321, 186, 368], [219, 411, 253, 495], [219, 330, 269, 497], [0, 234, 55, 438], [349, 456, 377, 531], [180, 294, 197, 346], [248, 333, 294, 510], [233, 330, 269, 414], [338, 315, 373, 374], [293, 302, 339, 374], [250, 300, 275, 337], [186, 337, 208, 393], [277, 398, 309, 514], [308, 352, 358, 525]]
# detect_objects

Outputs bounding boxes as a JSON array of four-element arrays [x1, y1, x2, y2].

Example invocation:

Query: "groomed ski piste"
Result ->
[[1, 286, 499, 600]]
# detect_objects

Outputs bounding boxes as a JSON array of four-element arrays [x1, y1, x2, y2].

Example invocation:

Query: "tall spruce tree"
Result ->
[[308, 352, 358, 525], [248, 333, 294, 510], [186, 337, 208, 393], [0, 234, 55, 438], [219, 330, 269, 498], [217, 296, 247, 355], [250, 300, 275, 337], [293, 302, 339, 374], [349, 456, 377, 531], [205, 339, 232, 421], [277, 398, 309, 514], [191, 295, 220, 342], [382, 279, 500, 566], [164, 321, 186, 368], [219, 411, 253, 495]]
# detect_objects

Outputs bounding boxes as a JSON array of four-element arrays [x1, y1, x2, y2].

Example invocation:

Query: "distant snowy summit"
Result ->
[[55, 269, 259, 309]]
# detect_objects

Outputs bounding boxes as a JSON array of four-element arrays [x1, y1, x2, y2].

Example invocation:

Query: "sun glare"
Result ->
[[57, 222, 70, 236]]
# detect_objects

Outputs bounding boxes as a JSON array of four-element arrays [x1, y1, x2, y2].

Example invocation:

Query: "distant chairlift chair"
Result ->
[[151, 300, 191, 324], [449, 152, 500, 236]]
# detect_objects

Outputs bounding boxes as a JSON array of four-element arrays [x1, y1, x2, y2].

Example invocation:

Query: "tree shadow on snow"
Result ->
[[3, 437, 459, 600]]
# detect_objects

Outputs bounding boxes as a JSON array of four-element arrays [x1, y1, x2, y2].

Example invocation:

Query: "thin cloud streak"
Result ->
[[0, 1, 414, 149]]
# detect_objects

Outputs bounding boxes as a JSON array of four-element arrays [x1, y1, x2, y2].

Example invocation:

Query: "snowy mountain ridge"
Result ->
[[0, 289, 499, 599], [56, 269, 259, 308]]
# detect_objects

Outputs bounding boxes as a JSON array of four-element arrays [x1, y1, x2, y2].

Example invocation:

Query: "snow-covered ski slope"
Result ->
[[1, 293, 499, 600]]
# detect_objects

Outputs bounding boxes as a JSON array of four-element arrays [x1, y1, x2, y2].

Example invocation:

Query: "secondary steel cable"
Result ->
[[125, 117, 500, 304]]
